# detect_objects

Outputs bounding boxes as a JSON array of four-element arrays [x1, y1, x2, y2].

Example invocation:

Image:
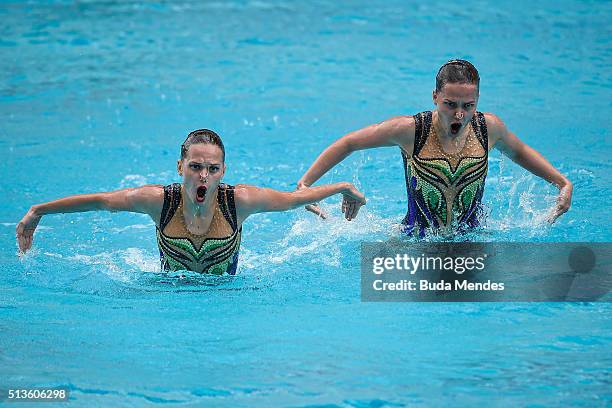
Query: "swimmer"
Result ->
[[16, 129, 366, 274], [297, 60, 573, 236]]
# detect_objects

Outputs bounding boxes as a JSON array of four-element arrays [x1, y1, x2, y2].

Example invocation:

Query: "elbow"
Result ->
[[506, 143, 529, 165], [98, 193, 113, 211], [510, 143, 528, 162], [99, 192, 124, 212]]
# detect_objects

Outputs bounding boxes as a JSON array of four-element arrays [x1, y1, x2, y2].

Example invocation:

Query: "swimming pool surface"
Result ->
[[1, 0, 611, 406]]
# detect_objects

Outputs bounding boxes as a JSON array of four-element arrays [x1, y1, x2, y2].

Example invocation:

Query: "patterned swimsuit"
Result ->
[[401, 111, 489, 236], [156, 183, 241, 275]]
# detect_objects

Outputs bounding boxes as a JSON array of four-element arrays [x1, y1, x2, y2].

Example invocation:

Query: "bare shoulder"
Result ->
[[232, 184, 259, 206], [125, 185, 165, 221], [483, 112, 506, 132], [384, 115, 415, 127], [382, 115, 415, 134], [482, 112, 508, 148], [130, 184, 164, 203], [232, 184, 268, 225], [140, 184, 165, 194], [382, 115, 416, 150]]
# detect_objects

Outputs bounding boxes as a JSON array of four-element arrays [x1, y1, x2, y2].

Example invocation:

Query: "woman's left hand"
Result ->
[[548, 181, 573, 223], [341, 184, 366, 221]]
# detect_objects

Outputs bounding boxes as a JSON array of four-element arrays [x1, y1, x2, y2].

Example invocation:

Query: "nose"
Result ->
[[455, 110, 465, 120], [199, 169, 209, 181]]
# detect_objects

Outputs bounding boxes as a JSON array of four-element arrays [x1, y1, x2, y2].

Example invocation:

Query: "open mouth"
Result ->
[[450, 123, 462, 134], [196, 186, 207, 203]]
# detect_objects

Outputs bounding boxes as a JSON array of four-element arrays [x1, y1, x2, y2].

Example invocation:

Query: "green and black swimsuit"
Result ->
[[156, 183, 241, 275], [401, 111, 489, 236]]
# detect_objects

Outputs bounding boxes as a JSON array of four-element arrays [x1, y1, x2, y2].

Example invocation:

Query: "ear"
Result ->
[[432, 90, 438, 105], [177, 159, 183, 176]]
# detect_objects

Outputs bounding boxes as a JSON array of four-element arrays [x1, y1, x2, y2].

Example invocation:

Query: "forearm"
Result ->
[[249, 182, 353, 213], [298, 142, 352, 187], [489, 115, 572, 222], [511, 145, 570, 188], [288, 182, 352, 209]]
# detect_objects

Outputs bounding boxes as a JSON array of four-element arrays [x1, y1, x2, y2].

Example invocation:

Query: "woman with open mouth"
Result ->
[[16, 129, 366, 275], [297, 59, 573, 237]]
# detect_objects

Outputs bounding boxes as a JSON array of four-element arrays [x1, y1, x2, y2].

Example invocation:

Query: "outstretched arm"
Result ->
[[235, 182, 366, 225], [487, 114, 573, 223], [16, 185, 163, 253], [296, 116, 414, 218], [297, 116, 415, 188]]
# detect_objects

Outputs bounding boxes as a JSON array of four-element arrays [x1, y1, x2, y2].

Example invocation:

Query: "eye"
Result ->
[[464, 103, 474, 109], [190, 164, 202, 170], [445, 101, 457, 108], [210, 166, 220, 173]]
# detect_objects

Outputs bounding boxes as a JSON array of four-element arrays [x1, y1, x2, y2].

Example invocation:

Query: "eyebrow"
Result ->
[[188, 161, 221, 165], [444, 99, 476, 104]]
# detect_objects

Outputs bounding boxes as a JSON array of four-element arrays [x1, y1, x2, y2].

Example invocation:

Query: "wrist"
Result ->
[[337, 182, 352, 192], [31, 205, 43, 216], [558, 177, 572, 190]]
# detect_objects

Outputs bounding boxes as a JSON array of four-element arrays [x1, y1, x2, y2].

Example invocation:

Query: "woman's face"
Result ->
[[177, 143, 225, 206], [433, 83, 479, 136]]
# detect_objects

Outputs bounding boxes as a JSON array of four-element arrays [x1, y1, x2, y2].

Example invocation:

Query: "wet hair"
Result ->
[[180, 129, 225, 162], [435, 59, 480, 92]]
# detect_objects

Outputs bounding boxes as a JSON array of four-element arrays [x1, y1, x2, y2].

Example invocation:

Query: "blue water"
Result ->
[[1, 0, 611, 406]]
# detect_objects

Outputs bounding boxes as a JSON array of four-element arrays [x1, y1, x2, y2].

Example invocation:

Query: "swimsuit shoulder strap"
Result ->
[[471, 111, 488, 151], [217, 183, 239, 232], [412, 111, 432, 157], [159, 183, 182, 231]]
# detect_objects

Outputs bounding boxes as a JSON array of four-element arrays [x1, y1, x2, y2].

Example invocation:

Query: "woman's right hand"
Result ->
[[16, 207, 42, 253], [548, 181, 573, 223]]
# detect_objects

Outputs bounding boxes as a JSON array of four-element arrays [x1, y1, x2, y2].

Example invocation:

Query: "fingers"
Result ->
[[547, 203, 569, 224], [17, 231, 29, 253], [307, 197, 366, 221], [341, 195, 366, 221], [17, 233, 24, 252], [344, 201, 352, 221], [352, 202, 363, 219], [305, 204, 327, 220], [16, 224, 33, 253], [25, 234, 32, 252], [16, 224, 24, 252], [348, 201, 365, 221], [547, 212, 559, 224]]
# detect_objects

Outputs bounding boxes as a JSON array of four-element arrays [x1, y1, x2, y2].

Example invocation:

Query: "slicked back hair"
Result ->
[[180, 129, 225, 162], [435, 59, 480, 92]]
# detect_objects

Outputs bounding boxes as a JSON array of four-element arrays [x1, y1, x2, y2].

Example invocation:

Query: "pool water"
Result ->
[[1, 0, 611, 406]]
